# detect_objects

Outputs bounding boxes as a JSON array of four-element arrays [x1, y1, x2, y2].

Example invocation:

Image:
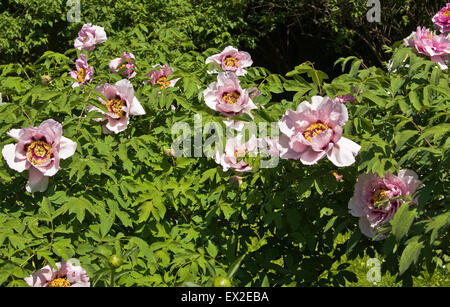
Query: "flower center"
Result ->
[[372, 189, 389, 204], [443, 10, 450, 17], [156, 76, 171, 88], [234, 149, 247, 158], [82, 35, 89, 43], [303, 122, 329, 142], [27, 140, 52, 165], [428, 34, 433, 39], [77, 68, 86, 83], [106, 97, 126, 117], [223, 56, 238, 68], [222, 91, 240, 104], [48, 277, 71, 287]]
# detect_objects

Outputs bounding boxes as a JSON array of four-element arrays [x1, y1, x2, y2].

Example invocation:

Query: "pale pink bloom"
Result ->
[[258, 137, 280, 158], [109, 52, 137, 79], [203, 72, 257, 118], [144, 64, 179, 88], [206, 46, 253, 76], [278, 96, 361, 167], [69, 54, 93, 88], [433, 3, 450, 33], [2, 119, 77, 193], [24, 261, 90, 287], [74, 23, 107, 51], [223, 119, 245, 132], [88, 79, 145, 134], [214, 134, 258, 172], [348, 170, 422, 240], [404, 26, 450, 69]]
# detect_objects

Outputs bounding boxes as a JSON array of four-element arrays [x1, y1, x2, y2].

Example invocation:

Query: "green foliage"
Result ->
[[0, 3, 449, 288]]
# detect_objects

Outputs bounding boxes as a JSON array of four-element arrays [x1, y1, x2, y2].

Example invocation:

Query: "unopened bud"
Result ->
[[41, 75, 51, 85]]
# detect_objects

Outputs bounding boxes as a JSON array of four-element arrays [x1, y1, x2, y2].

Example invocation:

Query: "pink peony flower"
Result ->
[[433, 3, 450, 33], [348, 170, 422, 240], [203, 72, 257, 118], [24, 260, 90, 287], [69, 54, 93, 88], [278, 96, 361, 167], [2, 119, 77, 193], [144, 64, 179, 88], [88, 79, 146, 134], [258, 136, 280, 158], [205, 46, 253, 76], [109, 52, 137, 79], [214, 134, 258, 172], [404, 26, 450, 69], [74, 23, 107, 51]]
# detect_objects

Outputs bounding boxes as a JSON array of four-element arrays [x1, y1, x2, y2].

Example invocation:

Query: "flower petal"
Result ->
[[26, 167, 49, 193], [128, 96, 146, 116], [2, 144, 28, 172], [327, 137, 361, 167], [59, 136, 77, 160]]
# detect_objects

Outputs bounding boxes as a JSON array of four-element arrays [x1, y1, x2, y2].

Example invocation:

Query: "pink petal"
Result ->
[[327, 137, 361, 167], [299, 147, 327, 165], [59, 136, 77, 159], [2, 144, 28, 172], [128, 96, 146, 116], [105, 115, 129, 134], [26, 167, 49, 193], [24, 264, 58, 287]]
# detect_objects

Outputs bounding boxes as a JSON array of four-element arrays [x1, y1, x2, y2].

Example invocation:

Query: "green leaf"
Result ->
[[206, 241, 218, 258], [399, 238, 423, 275], [227, 254, 246, 280], [391, 204, 416, 242]]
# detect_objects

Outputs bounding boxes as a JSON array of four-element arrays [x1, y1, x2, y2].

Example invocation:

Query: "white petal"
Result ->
[[2, 144, 28, 172], [7, 129, 22, 140], [59, 136, 77, 159], [26, 168, 49, 193], [128, 96, 146, 116], [327, 137, 361, 167]]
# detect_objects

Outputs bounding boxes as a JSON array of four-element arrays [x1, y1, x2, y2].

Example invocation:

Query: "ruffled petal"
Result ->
[[327, 137, 361, 167], [26, 167, 49, 193], [2, 144, 28, 172]]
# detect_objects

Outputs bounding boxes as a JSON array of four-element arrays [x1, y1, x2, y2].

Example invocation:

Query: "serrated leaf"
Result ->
[[391, 204, 416, 242], [399, 238, 423, 275]]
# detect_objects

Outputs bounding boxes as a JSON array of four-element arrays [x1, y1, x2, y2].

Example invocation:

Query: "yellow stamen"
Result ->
[[156, 76, 171, 89], [443, 10, 450, 17], [223, 56, 238, 68], [234, 149, 247, 157], [372, 189, 389, 203], [303, 123, 329, 142], [48, 278, 71, 287], [27, 140, 52, 165], [77, 68, 86, 83], [222, 91, 240, 104], [106, 97, 126, 117]]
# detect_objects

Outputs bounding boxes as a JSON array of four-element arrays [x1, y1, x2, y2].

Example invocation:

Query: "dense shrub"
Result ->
[[0, 2, 448, 287]]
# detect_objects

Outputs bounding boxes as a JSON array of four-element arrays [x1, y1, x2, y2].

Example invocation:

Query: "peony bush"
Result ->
[[0, 5, 449, 287]]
